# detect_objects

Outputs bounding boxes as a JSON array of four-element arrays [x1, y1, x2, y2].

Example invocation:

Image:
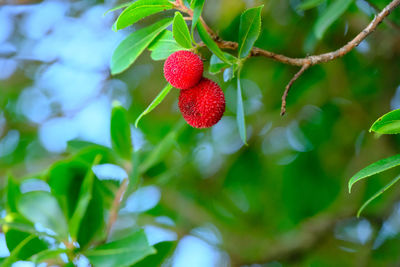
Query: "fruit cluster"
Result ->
[[163, 50, 225, 128]]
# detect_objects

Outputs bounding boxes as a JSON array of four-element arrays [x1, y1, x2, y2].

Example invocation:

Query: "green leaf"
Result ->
[[133, 241, 177, 267], [135, 84, 173, 128], [297, 0, 325, 11], [197, 23, 231, 64], [1, 234, 36, 267], [30, 248, 69, 264], [370, 109, 400, 135], [85, 229, 156, 267], [111, 18, 173, 75], [104, 1, 133, 16], [139, 120, 185, 173], [172, 12, 193, 49], [348, 154, 400, 193], [314, 0, 353, 39], [69, 155, 102, 239], [77, 179, 106, 248], [236, 71, 247, 144], [148, 30, 185, 60], [17, 191, 69, 239], [238, 5, 263, 59], [190, 0, 205, 35], [3, 215, 49, 261], [208, 53, 237, 74], [111, 102, 132, 159], [357, 174, 400, 217], [6, 174, 21, 213], [115, 0, 174, 30]]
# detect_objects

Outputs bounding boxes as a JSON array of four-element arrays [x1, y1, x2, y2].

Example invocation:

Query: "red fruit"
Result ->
[[164, 51, 203, 89], [178, 78, 225, 128]]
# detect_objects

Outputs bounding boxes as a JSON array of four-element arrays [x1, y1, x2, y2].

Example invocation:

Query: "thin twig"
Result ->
[[105, 179, 128, 238], [195, 0, 400, 66], [280, 64, 310, 116]]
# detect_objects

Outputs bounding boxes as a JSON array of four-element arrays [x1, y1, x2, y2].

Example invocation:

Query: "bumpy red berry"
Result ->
[[164, 51, 203, 90], [178, 78, 225, 128]]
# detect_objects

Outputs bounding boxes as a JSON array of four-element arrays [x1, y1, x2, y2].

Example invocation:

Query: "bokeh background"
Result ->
[[1, 0, 400, 266]]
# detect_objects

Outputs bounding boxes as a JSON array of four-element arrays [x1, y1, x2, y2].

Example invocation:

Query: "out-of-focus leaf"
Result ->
[[30, 248, 69, 264], [77, 178, 106, 248], [115, 0, 174, 30], [148, 30, 185, 60], [238, 5, 263, 58], [17, 191, 69, 239], [111, 101, 132, 159], [357, 174, 400, 217], [69, 155, 101, 239], [104, 1, 133, 16], [85, 229, 156, 267], [349, 154, 400, 193], [111, 18, 173, 75], [135, 84, 173, 128], [190, 0, 205, 34], [209, 53, 237, 74], [297, 0, 325, 11], [236, 71, 247, 144], [133, 241, 177, 267], [370, 109, 400, 134], [1, 234, 35, 267], [172, 12, 192, 49], [139, 120, 185, 173], [6, 174, 20, 213], [48, 160, 90, 218], [314, 0, 353, 39], [3, 215, 48, 262], [197, 23, 231, 64], [223, 66, 235, 82]]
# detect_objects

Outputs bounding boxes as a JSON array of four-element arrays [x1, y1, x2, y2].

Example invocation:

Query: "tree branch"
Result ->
[[280, 64, 310, 116], [105, 179, 128, 238], [198, 0, 400, 66]]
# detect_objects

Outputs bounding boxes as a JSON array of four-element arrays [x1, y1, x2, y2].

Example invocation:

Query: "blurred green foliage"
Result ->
[[1, 0, 400, 266]]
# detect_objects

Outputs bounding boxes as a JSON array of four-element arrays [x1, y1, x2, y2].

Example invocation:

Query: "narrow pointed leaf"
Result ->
[[6, 174, 21, 213], [238, 5, 263, 58], [349, 154, 400, 193], [69, 155, 102, 239], [190, 0, 205, 34], [172, 12, 193, 48], [197, 23, 231, 64], [111, 102, 132, 159], [135, 84, 173, 128], [370, 109, 400, 135], [357, 174, 400, 217], [314, 0, 353, 39], [236, 72, 247, 144], [111, 18, 173, 75], [104, 1, 133, 16], [115, 0, 174, 30], [148, 30, 185, 60]]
